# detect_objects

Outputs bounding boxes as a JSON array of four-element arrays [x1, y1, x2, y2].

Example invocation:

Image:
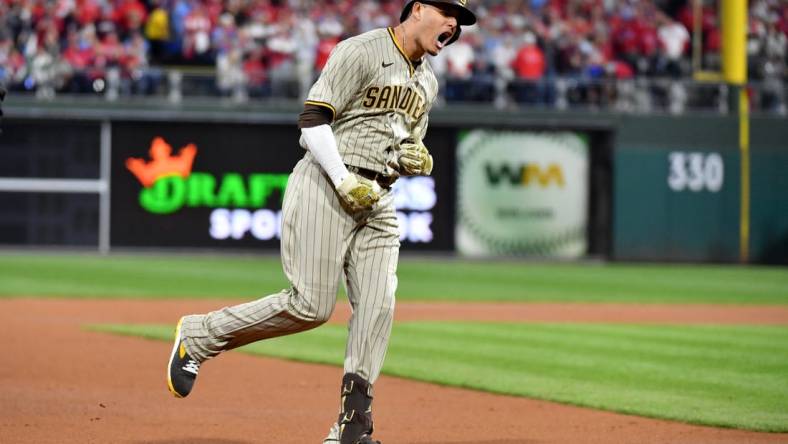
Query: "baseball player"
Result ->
[[166, 1, 476, 443]]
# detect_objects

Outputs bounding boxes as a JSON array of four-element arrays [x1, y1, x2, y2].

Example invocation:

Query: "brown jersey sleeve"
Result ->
[[297, 104, 334, 129]]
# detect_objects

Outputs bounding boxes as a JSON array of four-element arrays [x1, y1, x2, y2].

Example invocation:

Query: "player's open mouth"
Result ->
[[436, 30, 454, 49]]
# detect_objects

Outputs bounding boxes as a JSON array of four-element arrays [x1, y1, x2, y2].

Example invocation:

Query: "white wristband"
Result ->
[[300, 124, 349, 187]]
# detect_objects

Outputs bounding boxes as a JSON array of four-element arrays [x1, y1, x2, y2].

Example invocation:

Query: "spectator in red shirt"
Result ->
[[62, 31, 94, 69], [640, 21, 659, 59], [677, 0, 717, 35], [512, 32, 545, 80], [704, 16, 721, 53], [95, 29, 124, 69], [74, 0, 101, 27], [204, 0, 224, 24], [779, 7, 788, 38], [314, 36, 338, 71], [511, 32, 546, 104], [112, 0, 147, 38], [315, 19, 342, 71]]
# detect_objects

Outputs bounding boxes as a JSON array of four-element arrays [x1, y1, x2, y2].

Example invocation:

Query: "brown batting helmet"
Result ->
[[400, 0, 476, 45]]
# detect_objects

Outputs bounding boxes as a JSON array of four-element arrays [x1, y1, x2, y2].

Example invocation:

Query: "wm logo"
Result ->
[[484, 163, 565, 187]]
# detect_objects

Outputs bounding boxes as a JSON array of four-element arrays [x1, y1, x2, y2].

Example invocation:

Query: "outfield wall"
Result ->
[[1, 103, 786, 263]]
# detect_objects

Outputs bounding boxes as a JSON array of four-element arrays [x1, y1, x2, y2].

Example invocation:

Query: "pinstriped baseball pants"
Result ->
[[181, 153, 399, 383]]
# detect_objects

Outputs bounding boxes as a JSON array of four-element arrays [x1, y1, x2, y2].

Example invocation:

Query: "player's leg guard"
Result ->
[[336, 373, 378, 444]]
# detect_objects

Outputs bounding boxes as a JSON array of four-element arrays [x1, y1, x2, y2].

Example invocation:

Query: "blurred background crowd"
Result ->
[[1, 0, 786, 112]]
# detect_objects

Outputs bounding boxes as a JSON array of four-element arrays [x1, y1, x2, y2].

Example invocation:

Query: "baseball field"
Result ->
[[1, 252, 787, 443]]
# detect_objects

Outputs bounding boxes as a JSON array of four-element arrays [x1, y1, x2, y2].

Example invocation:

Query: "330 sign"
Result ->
[[667, 151, 724, 192]]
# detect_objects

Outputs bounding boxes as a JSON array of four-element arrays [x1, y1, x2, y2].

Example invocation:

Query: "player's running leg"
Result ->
[[324, 190, 399, 443], [168, 156, 352, 397]]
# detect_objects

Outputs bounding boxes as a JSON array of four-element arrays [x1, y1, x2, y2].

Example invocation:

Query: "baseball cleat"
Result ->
[[166, 317, 200, 398], [323, 437, 380, 444], [323, 424, 380, 444], [355, 435, 381, 444]]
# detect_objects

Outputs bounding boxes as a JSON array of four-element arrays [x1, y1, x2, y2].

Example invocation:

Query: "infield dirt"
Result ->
[[2, 298, 787, 444]]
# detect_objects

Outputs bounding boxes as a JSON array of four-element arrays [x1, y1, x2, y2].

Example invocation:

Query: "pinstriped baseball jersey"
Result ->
[[305, 27, 439, 175]]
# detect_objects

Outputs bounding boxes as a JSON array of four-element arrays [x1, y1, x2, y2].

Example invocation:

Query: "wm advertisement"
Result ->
[[111, 122, 453, 250], [456, 130, 589, 257]]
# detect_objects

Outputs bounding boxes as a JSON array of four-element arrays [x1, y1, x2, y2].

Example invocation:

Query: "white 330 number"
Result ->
[[667, 152, 724, 192]]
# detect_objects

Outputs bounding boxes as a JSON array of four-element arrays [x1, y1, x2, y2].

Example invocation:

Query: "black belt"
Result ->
[[346, 165, 397, 189]]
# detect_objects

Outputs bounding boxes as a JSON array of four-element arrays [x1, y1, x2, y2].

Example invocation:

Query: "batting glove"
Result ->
[[397, 139, 433, 176], [336, 173, 381, 212]]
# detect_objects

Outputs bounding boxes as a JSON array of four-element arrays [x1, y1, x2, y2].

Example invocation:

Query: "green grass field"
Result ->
[[4, 252, 788, 431], [94, 322, 788, 432], [1, 253, 787, 303]]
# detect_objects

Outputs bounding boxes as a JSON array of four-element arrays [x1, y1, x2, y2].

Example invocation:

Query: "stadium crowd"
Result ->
[[0, 0, 786, 111]]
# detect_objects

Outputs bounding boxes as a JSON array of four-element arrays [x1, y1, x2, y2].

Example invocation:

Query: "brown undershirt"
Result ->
[[297, 104, 333, 129]]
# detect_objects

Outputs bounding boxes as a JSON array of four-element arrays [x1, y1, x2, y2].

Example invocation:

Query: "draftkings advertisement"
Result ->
[[110, 122, 454, 251], [456, 130, 589, 258]]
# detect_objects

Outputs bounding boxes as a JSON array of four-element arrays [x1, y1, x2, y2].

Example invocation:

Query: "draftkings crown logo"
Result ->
[[126, 137, 197, 188]]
